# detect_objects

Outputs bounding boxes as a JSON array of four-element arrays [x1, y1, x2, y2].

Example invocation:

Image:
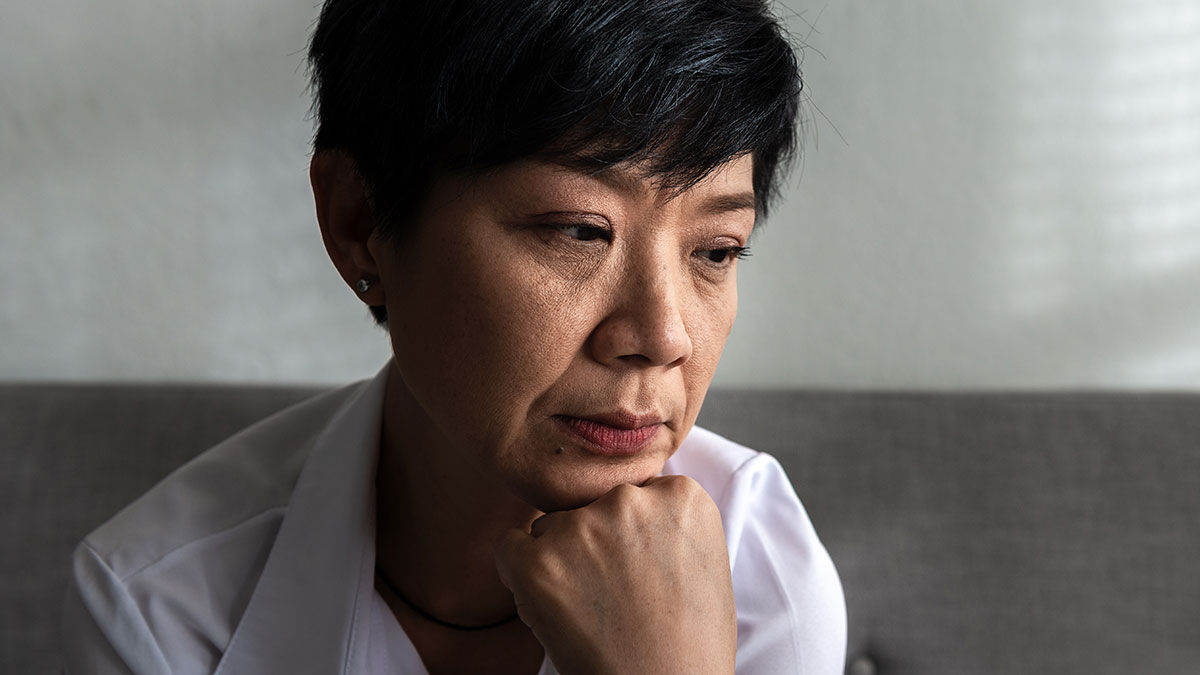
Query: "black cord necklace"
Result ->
[[375, 565, 520, 632]]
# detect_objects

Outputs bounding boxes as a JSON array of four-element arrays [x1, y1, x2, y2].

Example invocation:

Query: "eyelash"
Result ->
[[696, 246, 751, 265], [554, 223, 612, 242], [550, 223, 749, 267]]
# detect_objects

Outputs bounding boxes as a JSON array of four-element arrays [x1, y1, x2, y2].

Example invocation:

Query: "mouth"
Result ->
[[553, 412, 663, 455]]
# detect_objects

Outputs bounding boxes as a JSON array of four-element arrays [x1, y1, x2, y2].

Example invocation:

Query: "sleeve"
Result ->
[[723, 454, 847, 675], [62, 542, 171, 675]]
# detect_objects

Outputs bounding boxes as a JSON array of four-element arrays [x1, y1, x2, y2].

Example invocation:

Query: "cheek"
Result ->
[[691, 272, 739, 360], [681, 280, 738, 413], [390, 233, 594, 432]]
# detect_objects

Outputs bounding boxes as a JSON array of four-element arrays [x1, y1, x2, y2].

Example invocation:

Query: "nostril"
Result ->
[[587, 306, 692, 368]]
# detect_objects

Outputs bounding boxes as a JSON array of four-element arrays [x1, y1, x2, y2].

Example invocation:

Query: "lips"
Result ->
[[555, 413, 662, 455]]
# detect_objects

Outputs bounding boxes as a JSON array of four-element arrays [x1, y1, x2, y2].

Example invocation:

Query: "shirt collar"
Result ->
[[215, 363, 390, 675]]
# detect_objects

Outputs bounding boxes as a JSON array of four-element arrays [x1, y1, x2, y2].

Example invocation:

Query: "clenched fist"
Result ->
[[494, 475, 736, 675]]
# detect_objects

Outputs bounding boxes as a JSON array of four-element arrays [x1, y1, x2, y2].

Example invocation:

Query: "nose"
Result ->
[[588, 257, 694, 369]]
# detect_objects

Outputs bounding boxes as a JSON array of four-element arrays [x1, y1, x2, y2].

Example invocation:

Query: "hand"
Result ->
[[494, 475, 736, 675]]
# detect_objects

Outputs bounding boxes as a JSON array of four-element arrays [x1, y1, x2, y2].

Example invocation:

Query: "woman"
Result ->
[[64, 0, 846, 673]]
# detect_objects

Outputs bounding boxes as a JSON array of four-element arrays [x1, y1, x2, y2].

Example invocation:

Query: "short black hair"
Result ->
[[308, 0, 803, 322]]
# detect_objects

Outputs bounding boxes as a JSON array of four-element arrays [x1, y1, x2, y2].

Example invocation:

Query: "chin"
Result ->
[[522, 491, 600, 514], [514, 459, 665, 513]]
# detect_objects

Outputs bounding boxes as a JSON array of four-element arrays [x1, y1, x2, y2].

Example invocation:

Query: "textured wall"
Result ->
[[3, 1, 1198, 388]]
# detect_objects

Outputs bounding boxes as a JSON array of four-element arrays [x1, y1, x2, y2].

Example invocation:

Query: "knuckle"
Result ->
[[605, 482, 640, 514], [676, 474, 703, 493], [610, 482, 638, 499], [660, 473, 691, 489], [507, 544, 563, 599], [665, 475, 721, 523], [529, 512, 555, 538], [661, 474, 704, 500], [526, 550, 560, 586]]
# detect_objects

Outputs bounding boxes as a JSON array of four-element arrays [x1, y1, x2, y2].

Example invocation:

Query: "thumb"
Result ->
[[493, 528, 540, 629], [493, 527, 534, 592]]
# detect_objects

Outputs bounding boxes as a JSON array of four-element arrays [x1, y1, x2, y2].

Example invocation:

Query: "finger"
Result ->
[[529, 511, 563, 538], [493, 529, 544, 631], [641, 473, 688, 488], [641, 473, 703, 500], [493, 527, 534, 591], [639, 474, 669, 487]]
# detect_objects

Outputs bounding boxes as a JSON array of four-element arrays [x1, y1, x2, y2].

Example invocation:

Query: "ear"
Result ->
[[310, 150, 386, 306]]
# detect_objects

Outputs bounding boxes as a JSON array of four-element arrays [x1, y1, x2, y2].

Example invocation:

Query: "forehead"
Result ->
[[552, 151, 752, 188], [537, 154, 756, 210], [427, 154, 757, 225]]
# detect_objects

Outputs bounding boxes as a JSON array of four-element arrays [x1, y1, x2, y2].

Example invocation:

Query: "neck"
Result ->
[[374, 363, 541, 626]]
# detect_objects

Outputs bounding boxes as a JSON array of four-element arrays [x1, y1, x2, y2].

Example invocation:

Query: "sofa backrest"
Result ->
[[3, 385, 1198, 673], [2, 384, 321, 674], [699, 391, 1200, 674]]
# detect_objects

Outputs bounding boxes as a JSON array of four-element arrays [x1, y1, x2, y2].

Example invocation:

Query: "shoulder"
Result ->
[[664, 425, 759, 498], [64, 382, 358, 674], [666, 425, 810, 542], [82, 383, 356, 574], [668, 426, 848, 674]]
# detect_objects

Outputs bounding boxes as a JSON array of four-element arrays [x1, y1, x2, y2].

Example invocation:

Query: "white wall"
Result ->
[[3, 1, 1198, 389]]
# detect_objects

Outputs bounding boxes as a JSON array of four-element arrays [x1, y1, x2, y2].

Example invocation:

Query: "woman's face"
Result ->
[[371, 155, 756, 512]]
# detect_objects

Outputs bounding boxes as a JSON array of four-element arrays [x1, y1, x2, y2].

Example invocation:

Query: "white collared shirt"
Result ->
[[63, 364, 846, 674]]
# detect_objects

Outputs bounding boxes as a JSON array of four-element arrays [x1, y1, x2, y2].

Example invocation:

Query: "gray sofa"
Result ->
[[3, 384, 1198, 673]]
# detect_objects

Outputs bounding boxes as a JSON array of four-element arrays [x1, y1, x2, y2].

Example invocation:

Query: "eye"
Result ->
[[556, 223, 612, 242], [695, 246, 751, 265]]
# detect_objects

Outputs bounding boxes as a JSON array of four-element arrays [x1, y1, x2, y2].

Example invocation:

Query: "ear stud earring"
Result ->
[[355, 279, 371, 293]]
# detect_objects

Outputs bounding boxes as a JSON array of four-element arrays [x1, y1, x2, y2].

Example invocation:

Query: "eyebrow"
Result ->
[[697, 192, 758, 216], [548, 158, 644, 195], [543, 158, 757, 216]]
